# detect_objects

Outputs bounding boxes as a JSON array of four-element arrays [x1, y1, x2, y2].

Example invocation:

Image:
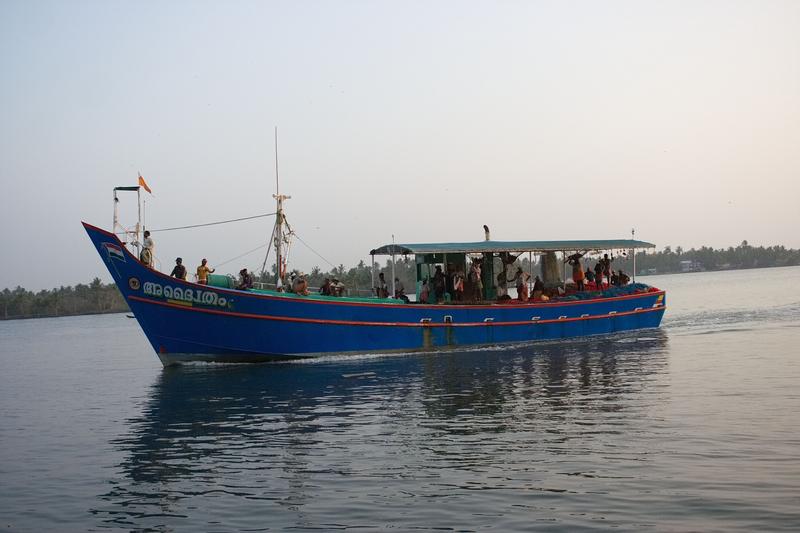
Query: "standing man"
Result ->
[[566, 252, 586, 291], [140, 230, 155, 268], [433, 265, 446, 302], [514, 267, 530, 302], [594, 261, 605, 289], [496, 269, 509, 298], [469, 260, 483, 302], [601, 254, 614, 287], [170, 257, 187, 280], [197, 258, 215, 285]]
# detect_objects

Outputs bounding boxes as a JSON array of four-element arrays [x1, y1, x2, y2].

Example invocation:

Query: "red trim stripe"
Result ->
[[128, 295, 665, 328]]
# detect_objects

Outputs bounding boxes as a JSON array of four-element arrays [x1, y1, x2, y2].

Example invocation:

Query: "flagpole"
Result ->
[[136, 186, 142, 257]]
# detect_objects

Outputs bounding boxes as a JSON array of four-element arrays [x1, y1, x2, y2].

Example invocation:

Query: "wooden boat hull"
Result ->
[[84, 222, 666, 366]]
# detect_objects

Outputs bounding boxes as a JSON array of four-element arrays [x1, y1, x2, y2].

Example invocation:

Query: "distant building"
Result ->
[[680, 260, 703, 272]]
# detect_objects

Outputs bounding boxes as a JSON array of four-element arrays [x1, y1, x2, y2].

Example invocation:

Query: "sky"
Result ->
[[1, 0, 798, 290]]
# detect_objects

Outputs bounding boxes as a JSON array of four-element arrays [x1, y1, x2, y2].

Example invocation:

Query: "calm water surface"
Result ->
[[1, 267, 799, 531]]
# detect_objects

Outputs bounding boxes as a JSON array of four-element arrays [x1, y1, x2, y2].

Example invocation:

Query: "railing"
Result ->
[[252, 282, 375, 298]]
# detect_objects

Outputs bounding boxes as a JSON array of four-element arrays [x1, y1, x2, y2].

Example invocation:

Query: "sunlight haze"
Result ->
[[1, 0, 798, 290]]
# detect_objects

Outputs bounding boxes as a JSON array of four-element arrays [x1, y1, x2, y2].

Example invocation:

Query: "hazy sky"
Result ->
[[1, 0, 798, 290]]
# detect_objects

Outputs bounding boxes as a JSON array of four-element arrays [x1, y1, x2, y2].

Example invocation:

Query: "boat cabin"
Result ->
[[370, 238, 656, 303]]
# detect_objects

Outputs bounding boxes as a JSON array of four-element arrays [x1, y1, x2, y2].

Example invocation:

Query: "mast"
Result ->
[[273, 193, 290, 288], [371, 253, 376, 296], [272, 127, 290, 289]]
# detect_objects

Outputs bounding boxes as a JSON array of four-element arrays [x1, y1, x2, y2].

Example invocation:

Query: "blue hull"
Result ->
[[84, 222, 666, 366]]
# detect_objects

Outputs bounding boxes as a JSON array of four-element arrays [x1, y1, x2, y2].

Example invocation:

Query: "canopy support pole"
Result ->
[[391, 234, 396, 299], [443, 253, 447, 299], [631, 228, 636, 283], [371, 254, 376, 296], [528, 251, 532, 292]]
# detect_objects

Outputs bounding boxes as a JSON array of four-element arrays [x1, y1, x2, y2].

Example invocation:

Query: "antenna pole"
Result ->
[[274, 126, 280, 196]]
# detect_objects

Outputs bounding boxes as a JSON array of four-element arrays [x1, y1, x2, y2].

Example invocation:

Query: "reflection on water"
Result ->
[[5, 268, 798, 531], [96, 332, 670, 530]]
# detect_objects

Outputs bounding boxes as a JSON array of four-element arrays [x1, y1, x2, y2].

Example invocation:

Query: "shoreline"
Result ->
[[636, 263, 800, 278], [0, 308, 129, 322], [4, 264, 798, 322]]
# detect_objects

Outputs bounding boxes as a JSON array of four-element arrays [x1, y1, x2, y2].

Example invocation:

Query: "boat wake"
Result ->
[[664, 302, 800, 336]]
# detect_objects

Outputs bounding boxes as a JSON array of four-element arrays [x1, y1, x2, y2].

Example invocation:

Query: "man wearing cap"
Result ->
[[170, 257, 187, 280]]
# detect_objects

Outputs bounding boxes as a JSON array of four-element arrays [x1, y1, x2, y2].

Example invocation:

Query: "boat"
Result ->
[[84, 186, 666, 366]]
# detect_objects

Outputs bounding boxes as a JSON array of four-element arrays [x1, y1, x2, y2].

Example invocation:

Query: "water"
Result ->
[[1, 267, 799, 532]]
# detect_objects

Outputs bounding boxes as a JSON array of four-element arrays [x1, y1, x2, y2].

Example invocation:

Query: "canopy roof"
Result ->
[[370, 239, 655, 256]]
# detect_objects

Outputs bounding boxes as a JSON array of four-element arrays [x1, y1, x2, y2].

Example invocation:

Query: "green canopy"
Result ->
[[370, 239, 655, 256]]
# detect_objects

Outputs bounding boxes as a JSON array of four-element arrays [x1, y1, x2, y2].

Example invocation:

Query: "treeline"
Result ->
[[266, 240, 800, 294], [3, 241, 798, 319], [1, 278, 128, 320], [628, 241, 800, 274]]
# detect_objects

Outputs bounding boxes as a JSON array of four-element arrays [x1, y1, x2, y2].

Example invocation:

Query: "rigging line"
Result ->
[[215, 241, 271, 269], [259, 223, 277, 275], [149, 212, 277, 232], [293, 232, 337, 269]]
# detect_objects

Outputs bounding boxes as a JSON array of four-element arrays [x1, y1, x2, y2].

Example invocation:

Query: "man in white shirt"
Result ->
[[140, 230, 155, 268]]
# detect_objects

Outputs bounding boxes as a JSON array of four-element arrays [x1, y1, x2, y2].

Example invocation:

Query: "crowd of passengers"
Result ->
[[382, 251, 631, 304]]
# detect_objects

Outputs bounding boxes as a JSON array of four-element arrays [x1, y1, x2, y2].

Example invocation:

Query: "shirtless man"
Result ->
[[196, 258, 215, 285]]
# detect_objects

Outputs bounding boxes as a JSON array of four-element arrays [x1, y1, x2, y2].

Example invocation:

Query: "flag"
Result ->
[[138, 174, 153, 194], [102, 242, 126, 262]]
